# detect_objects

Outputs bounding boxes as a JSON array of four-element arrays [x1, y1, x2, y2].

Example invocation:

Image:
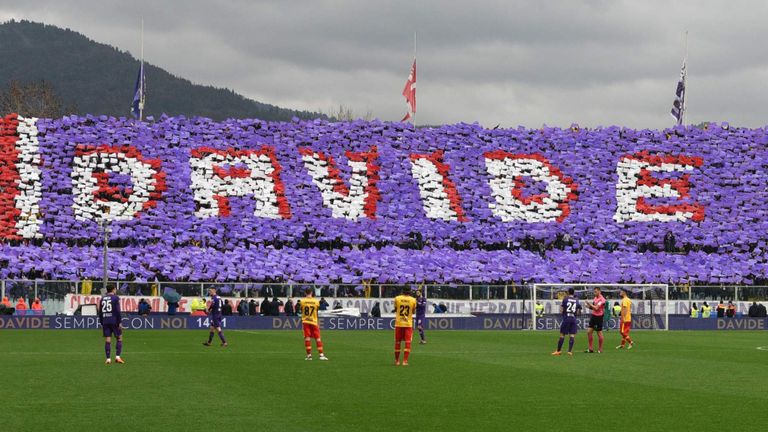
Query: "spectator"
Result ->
[[261, 285, 274, 298], [748, 302, 758, 318], [284, 298, 294, 316], [270, 296, 283, 316], [663, 231, 677, 252], [371, 302, 381, 317], [1, 297, 11, 308], [295, 299, 302, 316], [31, 298, 43, 314], [248, 299, 257, 315], [319, 297, 329, 311], [438, 302, 448, 313], [333, 300, 342, 310], [726, 301, 736, 318], [260, 297, 270, 316], [167, 301, 179, 316], [689, 303, 698, 318], [758, 303, 767, 318], [237, 299, 248, 316], [716, 301, 725, 318], [222, 299, 233, 316], [432, 303, 442, 314], [137, 299, 151, 316], [701, 302, 712, 318]]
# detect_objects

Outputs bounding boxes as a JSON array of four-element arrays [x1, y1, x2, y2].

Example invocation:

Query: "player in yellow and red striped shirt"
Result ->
[[616, 289, 634, 350], [393, 287, 417, 366], [300, 288, 328, 361]]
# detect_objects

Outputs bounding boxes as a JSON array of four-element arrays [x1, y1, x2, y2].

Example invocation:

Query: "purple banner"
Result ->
[[1, 315, 764, 330], [1, 114, 767, 283]]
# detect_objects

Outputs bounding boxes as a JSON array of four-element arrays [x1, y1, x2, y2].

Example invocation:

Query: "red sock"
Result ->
[[588, 333, 594, 350], [316, 340, 324, 354], [626, 336, 633, 344], [305, 339, 312, 355], [394, 342, 401, 362], [404, 341, 411, 362], [598, 333, 604, 351]]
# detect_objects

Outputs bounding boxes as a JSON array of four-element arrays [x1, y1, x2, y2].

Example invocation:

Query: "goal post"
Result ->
[[531, 283, 669, 331]]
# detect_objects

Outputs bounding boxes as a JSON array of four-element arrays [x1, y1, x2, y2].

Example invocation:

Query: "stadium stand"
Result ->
[[0, 113, 766, 286]]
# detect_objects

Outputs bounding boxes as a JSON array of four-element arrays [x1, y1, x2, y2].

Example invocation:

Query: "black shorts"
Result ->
[[588, 315, 604, 331]]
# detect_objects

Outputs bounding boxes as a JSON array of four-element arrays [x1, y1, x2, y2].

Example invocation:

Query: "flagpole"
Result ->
[[140, 17, 144, 121], [413, 30, 417, 127], [682, 30, 688, 125]]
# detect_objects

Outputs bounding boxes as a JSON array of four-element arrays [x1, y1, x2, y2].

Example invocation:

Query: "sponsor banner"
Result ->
[[1, 314, 765, 331], [671, 317, 768, 331], [62, 294, 767, 316], [64, 294, 261, 314]]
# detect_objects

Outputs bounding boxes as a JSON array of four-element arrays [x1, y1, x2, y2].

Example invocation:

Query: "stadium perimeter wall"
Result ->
[[0, 315, 765, 331]]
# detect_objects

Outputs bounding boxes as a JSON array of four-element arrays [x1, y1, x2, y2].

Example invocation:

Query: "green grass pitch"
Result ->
[[1, 329, 766, 431]]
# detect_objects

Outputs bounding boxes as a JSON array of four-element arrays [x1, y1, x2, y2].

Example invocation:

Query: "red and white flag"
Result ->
[[401, 59, 416, 121]]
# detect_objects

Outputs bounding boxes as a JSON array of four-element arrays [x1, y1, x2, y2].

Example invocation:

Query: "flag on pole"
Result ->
[[131, 62, 146, 119], [401, 59, 416, 122], [670, 61, 686, 125]]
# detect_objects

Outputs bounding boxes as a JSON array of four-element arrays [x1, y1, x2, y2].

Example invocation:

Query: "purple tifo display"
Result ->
[[0, 112, 766, 284]]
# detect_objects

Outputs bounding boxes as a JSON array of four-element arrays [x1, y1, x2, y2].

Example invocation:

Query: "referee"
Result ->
[[584, 286, 606, 353]]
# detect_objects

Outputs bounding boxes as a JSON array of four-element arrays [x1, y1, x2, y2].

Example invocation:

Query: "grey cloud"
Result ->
[[2, 0, 768, 128]]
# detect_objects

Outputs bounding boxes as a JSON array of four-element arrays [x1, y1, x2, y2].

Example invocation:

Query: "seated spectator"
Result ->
[[701, 302, 712, 318], [319, 297, 329, 311], [371, 302, 381, 317], [432, 303, 442, 313], [137, 299, 151, 316], [31, 298, 43, 314], [270, 296, 283, 316], [1, 297, 10, 308], [716, 301, 725, 318], [726, 301, 736, 318], [284, 298, 295, 316], [15, 297, 28, 312], [689, 303, 698, 318], [248, 299, 258, 315], [748, 302, 758, 318], [222, 299, 233, 316], [438, 303, 448, 313]]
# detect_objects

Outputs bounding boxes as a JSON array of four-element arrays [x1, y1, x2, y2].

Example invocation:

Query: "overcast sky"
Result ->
[[3, 0, 767, 128]]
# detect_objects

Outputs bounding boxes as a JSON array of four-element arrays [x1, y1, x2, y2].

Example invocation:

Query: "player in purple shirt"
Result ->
[[551, 287, 581, 356], [203, 288, 228, 347], [415, 289, 427, 344], [97, 285, 124, 364]]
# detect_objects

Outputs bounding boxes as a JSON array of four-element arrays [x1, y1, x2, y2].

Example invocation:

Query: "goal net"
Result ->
[[531, 283, 669, 331]]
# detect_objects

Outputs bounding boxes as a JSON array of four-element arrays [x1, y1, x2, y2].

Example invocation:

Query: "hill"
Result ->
[[0, 20, 321, 121]]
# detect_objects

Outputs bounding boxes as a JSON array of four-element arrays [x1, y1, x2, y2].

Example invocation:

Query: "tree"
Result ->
[[0, 80, 72, 118], [326, 104, 374, 122]]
